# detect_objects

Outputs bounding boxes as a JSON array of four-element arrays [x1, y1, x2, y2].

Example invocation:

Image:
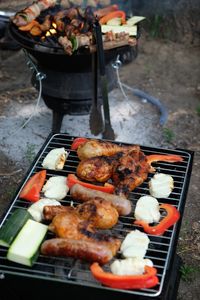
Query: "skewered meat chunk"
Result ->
[[43, 198, 119, 229], [76, 139, 140, 160], [70, 184, 132, 216], [58, 36, 73, 55], [12, 0, 57, 27], [41, 238, 115, 265]]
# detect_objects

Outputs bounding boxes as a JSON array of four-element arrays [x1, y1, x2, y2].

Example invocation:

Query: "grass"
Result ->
[[148, 15, 163, 38], [162, 127, 175, 143], [25, 143, 36, 164], [180, 264, 200, 282], [196, 105, 200, 116]]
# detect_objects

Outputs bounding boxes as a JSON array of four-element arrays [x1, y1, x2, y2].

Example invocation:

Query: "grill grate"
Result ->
[[0, 134, 193, 298]]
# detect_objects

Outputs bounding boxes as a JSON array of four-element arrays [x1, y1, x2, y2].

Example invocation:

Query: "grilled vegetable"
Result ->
[[149, 173, 174, 198], [134, 195, 161, 224], [28, 198, 61, 222], [110, 257, 153, 276], [71, 137, 88, 150], [134, 203, 180, 236], [41, 147, 68, 170], [120, 230, 150, 259], [126, 16, 146, 26], [42, 176, 69, 200], [106, 17, 122, 26], [0, 209, 32, 247], [19, 170, 46, 202], [7, 219, 48, 267], [90, 262, 159, 290], [99, 11, 126, 25], [67, 173, 114, 193], [101, 24, 137, 36]]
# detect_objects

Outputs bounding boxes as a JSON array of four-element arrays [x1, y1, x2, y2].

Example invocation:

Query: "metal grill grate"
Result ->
[[0, 134, 193, 298]]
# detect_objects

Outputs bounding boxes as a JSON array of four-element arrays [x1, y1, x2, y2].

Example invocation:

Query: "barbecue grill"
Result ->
[[0, 134, 194, 300], [8, 2, 139, 132]]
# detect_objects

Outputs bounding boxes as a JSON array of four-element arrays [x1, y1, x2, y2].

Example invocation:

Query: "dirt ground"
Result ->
[[0, 28, 200, 299]]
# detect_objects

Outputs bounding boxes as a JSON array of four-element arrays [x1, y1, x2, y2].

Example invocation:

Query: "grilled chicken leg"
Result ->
[[43, 198, 119, 229], [42, 209, 121, 264], [76, 139, 140, 160]]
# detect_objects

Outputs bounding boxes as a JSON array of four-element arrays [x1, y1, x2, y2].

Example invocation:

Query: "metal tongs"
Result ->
[[92, 18, 115, 140]]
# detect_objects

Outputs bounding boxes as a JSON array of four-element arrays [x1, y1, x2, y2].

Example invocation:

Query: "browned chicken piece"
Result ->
[[76, 198, 119, 229], [43, 205, 73, 221], [113, 150, 150, 197], [43, 198, 119, 229], [76, 152, 123, 182], [48, 211, 92, 239], [48, 211, 121, 256], [70, 184, 132, 216], [41, 238, 116, 265], [113, 151, 183, 197], [76, 139, 140, 160]]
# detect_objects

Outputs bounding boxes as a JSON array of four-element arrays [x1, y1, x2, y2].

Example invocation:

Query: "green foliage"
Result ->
[[163, 127, 175, 143], [180, 264, 200, 282], [196, 105, 200, 116], [25, 143, 36, 164], [149, 15, 163, 38]]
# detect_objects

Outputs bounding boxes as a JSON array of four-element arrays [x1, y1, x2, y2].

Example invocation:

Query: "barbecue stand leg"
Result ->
[[52, 111, 64, 133]]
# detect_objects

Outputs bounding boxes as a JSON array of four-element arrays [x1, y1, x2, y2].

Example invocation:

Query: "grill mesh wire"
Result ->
[[0, 134, 193, 297]]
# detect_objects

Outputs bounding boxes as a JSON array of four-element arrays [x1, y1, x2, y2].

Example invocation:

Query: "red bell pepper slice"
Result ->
[[134, 203, 180, 236], [99, 10, 126, 25], [71, 137, 88, 150], [67, 173, 114, 194], [90, 263, 159, 290], [19, 170, 46, 202]]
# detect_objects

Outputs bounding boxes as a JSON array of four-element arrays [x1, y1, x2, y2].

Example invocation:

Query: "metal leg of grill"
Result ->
[[52, 111, 64, 133]]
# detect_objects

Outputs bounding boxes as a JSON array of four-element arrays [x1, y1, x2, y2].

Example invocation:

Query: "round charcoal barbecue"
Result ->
[[9, 11, 138, 132]]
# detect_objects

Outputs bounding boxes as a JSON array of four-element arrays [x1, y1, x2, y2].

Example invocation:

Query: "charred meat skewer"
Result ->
[[12, 0, 57, 27]]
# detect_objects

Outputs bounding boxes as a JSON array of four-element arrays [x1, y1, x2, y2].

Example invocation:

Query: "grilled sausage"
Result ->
[[70, 184, 132, 216], [41, 238, 114, 264]]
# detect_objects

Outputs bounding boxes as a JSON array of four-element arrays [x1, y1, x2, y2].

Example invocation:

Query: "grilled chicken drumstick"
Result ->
[[74, 139, 140, 160], [77, 152, 123, 182], [42, 209, 121, 264], [43, 198, 119, 229]]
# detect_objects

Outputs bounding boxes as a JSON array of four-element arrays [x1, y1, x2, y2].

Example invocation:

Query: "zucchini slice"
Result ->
[[0, 209, 32, 247], [7, 219, 48, 267]]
